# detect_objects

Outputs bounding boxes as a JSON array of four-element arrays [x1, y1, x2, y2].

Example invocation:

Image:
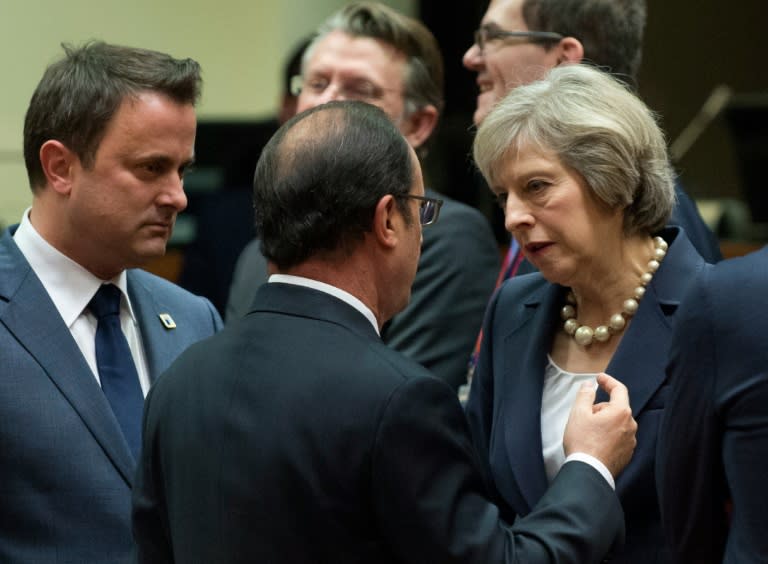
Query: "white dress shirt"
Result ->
[[13, 209, 150, 396]]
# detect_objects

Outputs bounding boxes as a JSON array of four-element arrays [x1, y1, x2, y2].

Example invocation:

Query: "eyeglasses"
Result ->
[[473, 27, 564, 53], [290, 74, 397, 104], [402, 194, 443, 226]]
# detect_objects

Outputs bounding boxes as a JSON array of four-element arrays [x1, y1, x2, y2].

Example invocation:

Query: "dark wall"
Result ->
[[640, 0, 768, 205]]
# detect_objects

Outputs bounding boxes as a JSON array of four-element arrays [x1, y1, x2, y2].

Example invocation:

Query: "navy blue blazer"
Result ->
[[466, 227, 707, 563], [135, 282, 624, 564], [0, 227, 222, 564], [658, 245, 768, 563]]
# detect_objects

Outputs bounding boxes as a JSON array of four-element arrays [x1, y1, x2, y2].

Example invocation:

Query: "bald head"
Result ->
[[253, 101, 415, 270]]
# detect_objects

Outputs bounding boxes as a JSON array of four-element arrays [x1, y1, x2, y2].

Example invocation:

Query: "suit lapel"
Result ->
[[128, 272, 166, 381], [598, 227, 706, 414], [500, 282, 562, 513], [603, 282, 672, 415], [0, 231, 136, 484]]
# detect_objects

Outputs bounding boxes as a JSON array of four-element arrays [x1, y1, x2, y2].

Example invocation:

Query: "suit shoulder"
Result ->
[[344, 330, 443, 388], [128, 269, 221, 323], [693, 247, 768, 326], [428, 192, 493, 229], [129, 268, 205, 301], [303, 315, 451, 400], [710, 245, 768, 285], [237, 238, 264, 263], [422, 192, 498, 257]]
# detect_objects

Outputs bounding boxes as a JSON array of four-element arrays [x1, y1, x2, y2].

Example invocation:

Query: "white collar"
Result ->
[[13, 208, 137, 327], [268, 273, 379, 335]]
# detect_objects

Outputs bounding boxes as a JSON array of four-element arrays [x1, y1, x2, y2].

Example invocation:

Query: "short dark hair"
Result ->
[[23, 40, 202, 191], [522, 0, 646, 85], [306, 1, 444, 114], [254, 101, 414, 270]]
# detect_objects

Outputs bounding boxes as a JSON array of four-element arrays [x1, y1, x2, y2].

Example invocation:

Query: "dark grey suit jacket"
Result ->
[[658, 245, 768, 563], [0, 227, 222, 564], [226, 189, 500, 390], [134, 282, 625, 564]]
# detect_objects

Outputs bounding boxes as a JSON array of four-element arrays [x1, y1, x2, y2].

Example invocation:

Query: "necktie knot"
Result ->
[[89, 284, 122, 319]]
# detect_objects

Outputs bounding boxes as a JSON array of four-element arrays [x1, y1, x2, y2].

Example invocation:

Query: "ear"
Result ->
[[401, 104, 439, 150], [371, 194, 400, 250], [556, 37, 584, 66], [277, 92, 298, 125], [38, 140, 78, 195]]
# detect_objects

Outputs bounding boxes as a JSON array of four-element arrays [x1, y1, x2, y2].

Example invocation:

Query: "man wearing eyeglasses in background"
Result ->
[[460, 0, 722, 391], [226, 1, 500, 391]]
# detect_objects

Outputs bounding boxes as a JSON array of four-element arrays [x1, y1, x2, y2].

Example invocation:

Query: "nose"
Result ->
[[503, 192, 534, 234], [463, 42, 483, 71], [297, 85, 344, 112], [161, 173, 188, 212], [317, 83, 348, 104]]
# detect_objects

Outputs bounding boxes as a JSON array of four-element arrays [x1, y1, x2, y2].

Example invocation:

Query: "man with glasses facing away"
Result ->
[[226, 1, 501, 391], [133, 99, 639, 564], [460, 0, 722, 391]]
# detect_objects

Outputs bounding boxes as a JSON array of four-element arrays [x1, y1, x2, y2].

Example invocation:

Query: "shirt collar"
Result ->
[[13, 208, 137, 327], [268, 273, 380, 335]]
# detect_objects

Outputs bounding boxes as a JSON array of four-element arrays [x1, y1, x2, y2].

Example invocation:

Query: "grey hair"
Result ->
[[302, 1, 444, 117], [473, 63, 675, 235]]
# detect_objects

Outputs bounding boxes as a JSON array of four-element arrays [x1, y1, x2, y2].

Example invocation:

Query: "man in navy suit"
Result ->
[[658, 247, 768, 562], [0, 41, 222, 563], [133, 100, 639, 563]]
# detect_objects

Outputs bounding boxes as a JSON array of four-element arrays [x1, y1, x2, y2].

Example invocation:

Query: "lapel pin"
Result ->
[[158, 313, 177, 330]]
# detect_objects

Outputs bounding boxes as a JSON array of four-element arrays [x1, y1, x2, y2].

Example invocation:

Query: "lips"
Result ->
[[477, 78, 493, 93], [145, 219, 175, 233], [525, 242, 552, 254]]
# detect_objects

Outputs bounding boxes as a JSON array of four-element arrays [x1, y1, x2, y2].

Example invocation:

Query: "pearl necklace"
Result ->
[[561, 236, 668, 347]]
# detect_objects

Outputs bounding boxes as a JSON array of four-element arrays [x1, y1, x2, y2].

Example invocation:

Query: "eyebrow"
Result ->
[[134, 154, 195, 170]]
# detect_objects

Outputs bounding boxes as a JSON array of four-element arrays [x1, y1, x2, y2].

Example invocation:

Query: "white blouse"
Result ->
[[541, 355, 599, 483]]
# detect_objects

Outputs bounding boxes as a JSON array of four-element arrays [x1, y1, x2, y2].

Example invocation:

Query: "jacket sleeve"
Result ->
[[658, 253, 768, 563], [133, 384, 174, 564], [372, 376, 624, 564]]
